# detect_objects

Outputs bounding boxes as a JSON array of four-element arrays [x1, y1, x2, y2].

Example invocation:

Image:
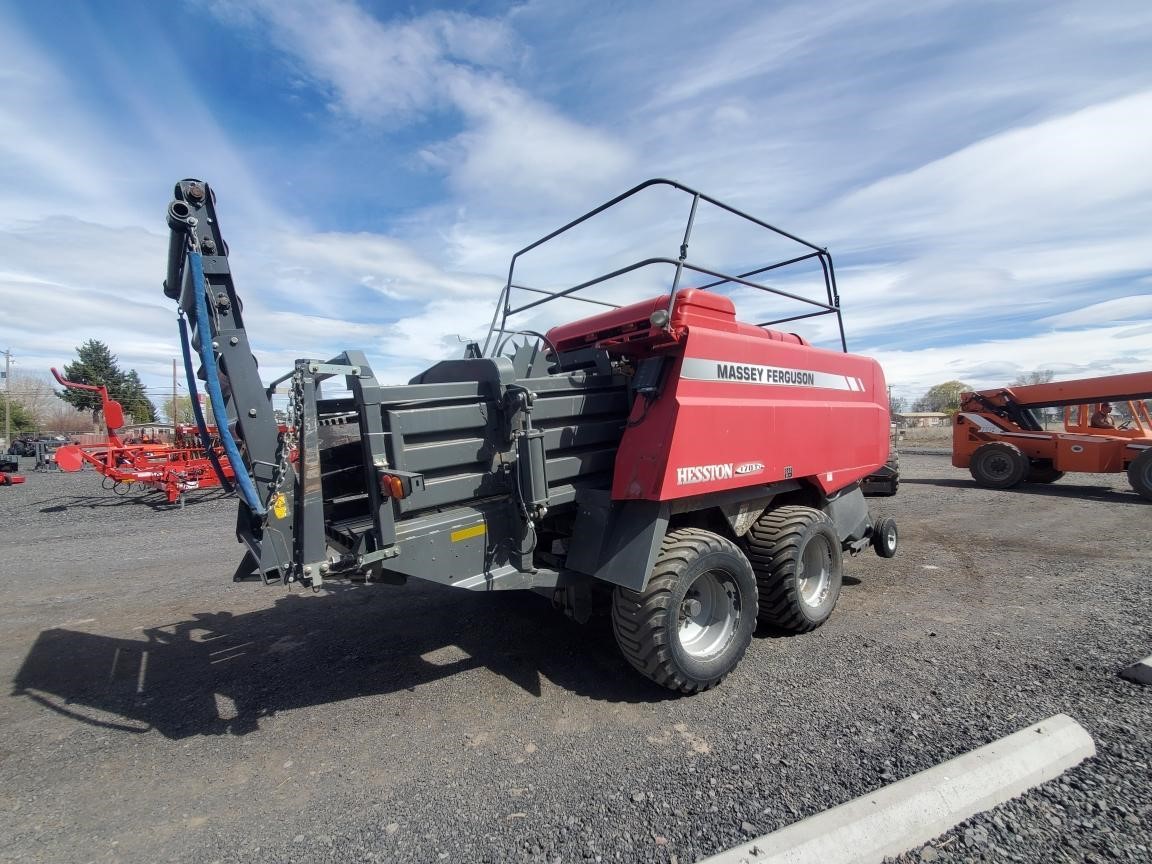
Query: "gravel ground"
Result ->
[[0, 453, 1148, 864]]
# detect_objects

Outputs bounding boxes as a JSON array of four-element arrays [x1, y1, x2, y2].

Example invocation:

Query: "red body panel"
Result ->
[[548, 289, 808, 356], [547, 289, 890, 503]]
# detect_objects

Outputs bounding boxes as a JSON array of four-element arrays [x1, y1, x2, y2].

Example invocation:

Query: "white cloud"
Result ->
[[826, 89, 1152, 249], [1042, 295, 1152, 328], [220, 0, 634, 209], [232, 1, 516, 122], [421, 78, 632, 204], [875, 322, 1152, 403]]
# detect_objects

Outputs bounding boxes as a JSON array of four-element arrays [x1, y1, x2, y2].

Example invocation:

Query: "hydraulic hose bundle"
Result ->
[[170, 227, 265, 516]]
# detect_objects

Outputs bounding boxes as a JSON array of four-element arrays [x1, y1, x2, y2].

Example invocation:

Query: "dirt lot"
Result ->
[[0, 454, 1148, 864]]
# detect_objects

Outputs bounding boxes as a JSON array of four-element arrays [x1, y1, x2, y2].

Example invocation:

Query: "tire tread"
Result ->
[[743, 505, 840, 632], [611, 528, 752, 694]]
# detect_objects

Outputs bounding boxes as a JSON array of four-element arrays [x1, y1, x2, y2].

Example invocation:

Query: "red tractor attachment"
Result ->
[[51, 368, 236, 504]]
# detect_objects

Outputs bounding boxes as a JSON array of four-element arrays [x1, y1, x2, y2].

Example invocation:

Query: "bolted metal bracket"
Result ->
[[307, 362, 361, 376]]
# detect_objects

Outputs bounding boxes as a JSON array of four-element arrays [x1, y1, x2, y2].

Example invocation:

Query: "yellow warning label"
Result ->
[[450, 523, 486, 543], [272, 493, 288, 520]]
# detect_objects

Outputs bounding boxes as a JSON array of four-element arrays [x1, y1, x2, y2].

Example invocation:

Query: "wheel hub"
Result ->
[[985, 455, 1012, 479], [798, 536, 832, 607], [677, 570, 739, 659]]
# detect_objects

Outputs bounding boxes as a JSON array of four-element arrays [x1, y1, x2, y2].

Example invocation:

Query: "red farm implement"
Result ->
[[51, 368, 236, 504]]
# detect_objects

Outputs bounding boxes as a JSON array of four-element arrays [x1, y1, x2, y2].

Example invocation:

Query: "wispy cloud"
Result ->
[[221, 0, 633, 207]]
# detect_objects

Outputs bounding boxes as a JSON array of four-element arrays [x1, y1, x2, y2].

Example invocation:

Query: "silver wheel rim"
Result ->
[[798, 536, 832, 607], [678, 570, 739, 659], [884, 524, 897, 551]]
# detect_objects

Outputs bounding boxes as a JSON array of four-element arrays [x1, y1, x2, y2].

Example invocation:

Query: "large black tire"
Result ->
[[1027, 462, 1064, 484], [743, 505, 843, 632], [611, 528, 757, 694], [1128, 449, 1152, 502], [969, 442, 1028, 489]]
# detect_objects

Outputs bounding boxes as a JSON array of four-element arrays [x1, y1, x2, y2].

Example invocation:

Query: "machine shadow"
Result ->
[[901, 477, 1145, 504], [37, 489, 231, 514], [11, 581, 671, 739]]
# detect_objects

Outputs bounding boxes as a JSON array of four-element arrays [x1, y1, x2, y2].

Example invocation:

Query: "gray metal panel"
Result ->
[[381, 502, 530, 589], [400, 437, 489, 473], [387, 402, 491, 438], [545, 450, 618, 483], [411, 472, 510, 511], [408, 356, 515, 390], [568, 494, 670, 591], [515, 371, 624, 393], [296, 366, 329, 578], [539, 418, 625, 450], [823, 484, 870, 543], [530, 391, 629, 422]]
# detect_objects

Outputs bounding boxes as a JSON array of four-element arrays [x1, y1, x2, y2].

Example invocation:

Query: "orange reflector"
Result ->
[[380, 474, 406, 499]]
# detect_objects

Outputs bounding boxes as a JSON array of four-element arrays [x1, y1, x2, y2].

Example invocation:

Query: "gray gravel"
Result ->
[[0, 454, 1149, 863]]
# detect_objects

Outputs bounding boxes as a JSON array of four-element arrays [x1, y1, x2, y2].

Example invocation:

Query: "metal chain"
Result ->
[[262, 365, 303, 524]]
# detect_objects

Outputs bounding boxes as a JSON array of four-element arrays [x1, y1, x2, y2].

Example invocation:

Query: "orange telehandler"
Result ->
[[952, 371, 1152, 501]]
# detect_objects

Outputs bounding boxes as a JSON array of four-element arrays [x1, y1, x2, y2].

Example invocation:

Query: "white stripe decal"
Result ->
[[681, 357, 857, 391]]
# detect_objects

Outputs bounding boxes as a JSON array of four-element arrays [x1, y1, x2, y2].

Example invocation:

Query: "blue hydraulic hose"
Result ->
[[177, 314, 233, 493], [189, 249, 266, 516]]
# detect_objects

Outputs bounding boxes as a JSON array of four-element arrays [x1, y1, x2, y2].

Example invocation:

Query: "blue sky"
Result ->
[[1, 0, 1150, 410]]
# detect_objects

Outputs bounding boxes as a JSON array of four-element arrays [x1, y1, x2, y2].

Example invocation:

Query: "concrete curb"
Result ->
[[1119, 655, 1152, 685], [697, 714, 1095, 864]]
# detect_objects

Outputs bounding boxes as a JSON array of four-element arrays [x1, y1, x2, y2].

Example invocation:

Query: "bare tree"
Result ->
[[6, 372, 59, 425], [1012, 370, 1055, 387], [889, 394, 908, 421], [43, 403, 97, 434]]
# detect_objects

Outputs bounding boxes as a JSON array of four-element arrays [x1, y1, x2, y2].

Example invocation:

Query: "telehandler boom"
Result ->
[[953, 372, 1152, 499]]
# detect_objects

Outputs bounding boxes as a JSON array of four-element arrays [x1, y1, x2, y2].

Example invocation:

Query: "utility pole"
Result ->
[[3, 348, 11, 449]]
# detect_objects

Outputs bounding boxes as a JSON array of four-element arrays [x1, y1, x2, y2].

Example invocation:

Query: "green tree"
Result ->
[[120, 369, 157, 423], [162, 393, 215, 427], [913, 380, 972, 414], [162, 394, 193, 425], [0, 393, 38, 437], [57, 340, 156, 425]]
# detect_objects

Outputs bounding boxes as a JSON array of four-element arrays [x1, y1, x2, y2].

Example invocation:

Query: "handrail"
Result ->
[[484, 178, 845, 354]]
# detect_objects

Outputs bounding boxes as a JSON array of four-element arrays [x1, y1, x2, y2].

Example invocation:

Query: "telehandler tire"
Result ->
[[1027, 462, 1064, 484], [743, 505, 843, 632], [611, 528, 757, 694], [1128, 449, 1152, 502], [969, 442, 1028, 489]]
